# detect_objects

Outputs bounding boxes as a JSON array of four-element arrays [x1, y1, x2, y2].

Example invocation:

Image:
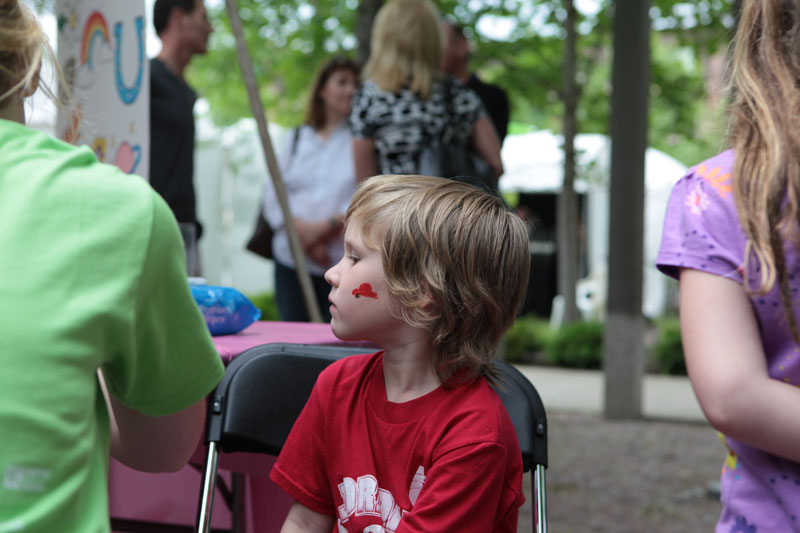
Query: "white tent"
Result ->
[[499, 131, 688, 318], [191, 127, 688, 312]]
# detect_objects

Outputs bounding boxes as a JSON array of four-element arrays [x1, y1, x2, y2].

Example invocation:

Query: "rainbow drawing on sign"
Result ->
[[80, 11, 110, 68]]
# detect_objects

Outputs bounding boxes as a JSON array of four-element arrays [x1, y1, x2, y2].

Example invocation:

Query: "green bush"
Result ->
[[655, 317, 686, 375], [505, 315, 553, 362], [247, 291, 280, 321], [546, 321, 604, 369]]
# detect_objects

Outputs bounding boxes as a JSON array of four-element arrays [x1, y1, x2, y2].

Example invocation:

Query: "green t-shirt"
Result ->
[[0, 119, 225, 532]]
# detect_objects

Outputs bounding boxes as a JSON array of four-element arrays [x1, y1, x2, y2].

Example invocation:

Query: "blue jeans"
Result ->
[[274, 261, 332, 322]]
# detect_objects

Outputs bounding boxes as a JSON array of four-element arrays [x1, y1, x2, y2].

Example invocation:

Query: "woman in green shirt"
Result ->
[[0, 3, 224, 531]]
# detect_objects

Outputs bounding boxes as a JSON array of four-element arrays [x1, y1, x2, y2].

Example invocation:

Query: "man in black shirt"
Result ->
[[150, 0, 212, 269], [441, 20, 510, 145]]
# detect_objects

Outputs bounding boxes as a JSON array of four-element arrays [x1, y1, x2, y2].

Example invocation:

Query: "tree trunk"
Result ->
[[603, 0, 650, 419], [356, 0, 384, 67], [557, 0, 580, 326]]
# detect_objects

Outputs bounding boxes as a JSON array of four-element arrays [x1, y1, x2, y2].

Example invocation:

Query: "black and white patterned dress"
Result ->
[[349, 77, 486, 175]]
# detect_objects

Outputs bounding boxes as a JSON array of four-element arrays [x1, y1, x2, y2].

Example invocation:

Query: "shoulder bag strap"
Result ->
[[291, 127, 300, 158], [281, 126, 302, 177], [441, 77, 457, 145]]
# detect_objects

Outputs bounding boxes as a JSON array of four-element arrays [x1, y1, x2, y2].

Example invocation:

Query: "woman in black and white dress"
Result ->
[[349, 0, 503, 182]]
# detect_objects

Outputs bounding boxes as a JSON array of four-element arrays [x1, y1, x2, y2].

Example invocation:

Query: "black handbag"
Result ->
[[438, 77, 497, 195], [245, 128, 301, 260], [246, 210, 274, 259]]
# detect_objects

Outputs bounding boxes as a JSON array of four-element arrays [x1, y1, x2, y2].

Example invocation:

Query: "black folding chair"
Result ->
[[494, 357, 549, 533], [195, 342, 548, 533]]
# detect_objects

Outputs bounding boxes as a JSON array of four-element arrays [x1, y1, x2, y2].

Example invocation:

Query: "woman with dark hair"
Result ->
[[261, 56, 359, 322]]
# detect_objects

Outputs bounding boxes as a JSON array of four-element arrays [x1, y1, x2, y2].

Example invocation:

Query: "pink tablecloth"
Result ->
[[213, 320, 360, 363], [109, 321, 373, 532]]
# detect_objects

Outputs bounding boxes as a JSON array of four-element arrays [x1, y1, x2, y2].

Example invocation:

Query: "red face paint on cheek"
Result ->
[[352, 283, 378, 299]]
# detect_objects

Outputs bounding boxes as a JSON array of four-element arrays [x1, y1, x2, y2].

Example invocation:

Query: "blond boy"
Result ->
[[271, 175, 530, 532]]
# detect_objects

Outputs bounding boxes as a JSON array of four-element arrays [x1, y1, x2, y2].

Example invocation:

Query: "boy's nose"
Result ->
[[324, 265, 338, 287]]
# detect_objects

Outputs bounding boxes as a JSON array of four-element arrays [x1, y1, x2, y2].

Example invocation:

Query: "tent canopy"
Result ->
[[498, 130, 689, 319], [499, 130, 687, 195]]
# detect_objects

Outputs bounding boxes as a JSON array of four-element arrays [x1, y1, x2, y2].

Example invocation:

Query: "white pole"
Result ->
[[224, 0, 323, 323]]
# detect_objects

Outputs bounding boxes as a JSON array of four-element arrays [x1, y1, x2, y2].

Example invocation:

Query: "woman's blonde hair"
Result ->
[[0, 1, 59, 108], [363, 0, 442, 99], [728, 0, 800, 342], [346, 175, 530, 387]]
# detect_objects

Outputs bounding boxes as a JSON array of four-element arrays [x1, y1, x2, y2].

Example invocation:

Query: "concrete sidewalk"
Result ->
[[513, 364, 706, 423]]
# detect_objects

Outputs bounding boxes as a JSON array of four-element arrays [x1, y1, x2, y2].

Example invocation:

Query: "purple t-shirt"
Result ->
[[657, 149, 800, 532]]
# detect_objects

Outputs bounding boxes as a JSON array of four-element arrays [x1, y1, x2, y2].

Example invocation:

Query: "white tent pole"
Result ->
[[224, 0, 323, 323]]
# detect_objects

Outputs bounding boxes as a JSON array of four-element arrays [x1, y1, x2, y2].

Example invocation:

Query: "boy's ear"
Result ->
[[420, 289, 437, 314]]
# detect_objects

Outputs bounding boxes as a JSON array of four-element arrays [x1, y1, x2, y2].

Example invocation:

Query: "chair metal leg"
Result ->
[[197, 442, 220, 533], [189, 463, 235, 511], [231, 473, 246, 533], [534, 466, 547, 533]]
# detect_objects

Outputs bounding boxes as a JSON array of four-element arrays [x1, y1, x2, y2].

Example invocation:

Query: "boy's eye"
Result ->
[[348, 255, 360, 263]]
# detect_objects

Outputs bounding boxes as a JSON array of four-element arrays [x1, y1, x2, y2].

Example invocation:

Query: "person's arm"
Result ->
[[293, 216, 344, 266], [293, 218, 333, 250], [100, 190, 224, 473], [471, 115, 503, 180], [496, 89, 510, 143], [281, 502, 335, 533], [680, 268, 800, 462], [353, 137, 378, 182], [305, 241, 330, 267], [99, 370, 206, 473]]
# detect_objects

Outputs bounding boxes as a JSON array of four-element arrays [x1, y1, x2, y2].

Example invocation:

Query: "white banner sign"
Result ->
[[56, 0, 149, 180]]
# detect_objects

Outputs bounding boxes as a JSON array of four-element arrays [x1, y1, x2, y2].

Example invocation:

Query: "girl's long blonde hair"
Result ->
[[0, 1, 64, 111], [363, 0, 442, 99], [729, 0, 800, 342]]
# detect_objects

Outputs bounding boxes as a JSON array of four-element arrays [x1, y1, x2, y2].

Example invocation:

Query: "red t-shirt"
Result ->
[[270, 351, 524, 532]]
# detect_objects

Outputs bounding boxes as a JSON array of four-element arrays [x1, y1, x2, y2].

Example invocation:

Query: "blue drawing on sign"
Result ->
[[113, 17, 144, 105]]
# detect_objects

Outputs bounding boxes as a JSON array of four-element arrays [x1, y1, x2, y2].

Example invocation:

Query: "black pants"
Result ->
[[274, 261, 332, 322]]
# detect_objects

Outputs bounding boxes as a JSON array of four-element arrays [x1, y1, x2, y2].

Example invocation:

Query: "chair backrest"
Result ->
[[492, 361, 548, 471], [205, 343, 365, 455], [205, 342, 547, 471]]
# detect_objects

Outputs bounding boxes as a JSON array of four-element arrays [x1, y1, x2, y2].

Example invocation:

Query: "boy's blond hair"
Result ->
[[346, 175, 530, 386], [363, 0, 442, 99]]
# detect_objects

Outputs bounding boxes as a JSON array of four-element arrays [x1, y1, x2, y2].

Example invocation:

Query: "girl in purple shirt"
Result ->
[[657, 2, 800, 531]]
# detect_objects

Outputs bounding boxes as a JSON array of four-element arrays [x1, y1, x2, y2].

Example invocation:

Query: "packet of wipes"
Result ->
[[190, 283, 261, 336]]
